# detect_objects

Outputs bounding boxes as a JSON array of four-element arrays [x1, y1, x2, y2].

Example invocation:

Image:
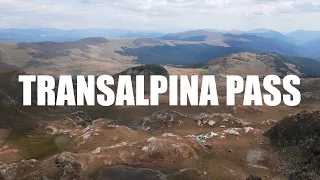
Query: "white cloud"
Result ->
[[0, 0, 319, 31]]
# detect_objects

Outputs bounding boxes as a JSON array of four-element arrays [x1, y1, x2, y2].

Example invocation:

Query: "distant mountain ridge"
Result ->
[[1, 28, 320, 77], [157, 29, 320, 61], [0, 28, 166, 42], [245, 28, 297, 44], [1, 28, 320, 46], [198, 52, 320, 78], [159, 28, 298, 44], [1, 35, 320, 77], [287, 30, 320, 44], [300, 37, 320, 60], [120, 32, 302, 65]]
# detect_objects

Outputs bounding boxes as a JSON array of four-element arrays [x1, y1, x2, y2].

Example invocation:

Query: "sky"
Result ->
[[1, 0, 320, 32]]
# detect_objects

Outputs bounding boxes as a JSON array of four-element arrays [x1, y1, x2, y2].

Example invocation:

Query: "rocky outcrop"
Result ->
[[299, 79, 320, 101], [70, 111, 92, 127], [137, 110, 187, 130], [265, 110, 320, 179], [55, 153, 87, 180], [112, 64, 170, 94], [0, 153, 88, 180], [0, 118, 203, 179], [115, 64, 169, 80], [194, 112, 252, 127], [265, 110, 320, 147]]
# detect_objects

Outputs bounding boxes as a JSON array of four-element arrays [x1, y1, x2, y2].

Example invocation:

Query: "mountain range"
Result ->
[[1, 37, 320, 79], [1, 28, 320, 45], [0, 28, 320, 60], [0, 28, 166, 42], [1, 28, 320, 76], [2, 28, 320, 180]]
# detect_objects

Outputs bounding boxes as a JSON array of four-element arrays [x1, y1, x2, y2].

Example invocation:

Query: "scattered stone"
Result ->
[[147, 137, 156, 143], [92, 147, 101, 154], [138, 110, 187, 130], [194, 113, 245, 127], [244, 127, 255, 133], [208, 132, 218, 138], [30, 159, 37, 163], [261, 119, 277, 125], [208, 120, 216, 126], [228, 149, 233, 153], [162, 133, 177, 137], [194, 132, 218, 141], [223, 128, 240, 136]]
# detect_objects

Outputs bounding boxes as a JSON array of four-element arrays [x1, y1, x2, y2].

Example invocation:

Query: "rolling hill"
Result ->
[[0, 37, 138, 76], [121, 33, 301, 65], [1, 30, 319, 77], [158, 29, 320, 62], [198, 52, 320, 78], [0, 28, 165, 42]]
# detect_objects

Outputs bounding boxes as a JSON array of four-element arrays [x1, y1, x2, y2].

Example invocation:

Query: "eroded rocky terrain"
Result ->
[[1, 65, 320, 180]]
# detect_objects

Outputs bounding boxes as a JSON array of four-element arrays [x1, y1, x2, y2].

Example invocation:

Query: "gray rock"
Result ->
[[55, 153, 86, 180], [71, 111, 92, 126]]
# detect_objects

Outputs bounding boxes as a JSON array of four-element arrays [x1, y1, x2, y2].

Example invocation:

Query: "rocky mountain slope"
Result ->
[[2, 36, 320, 179], [198, 52, 320, 78], [0, 38, 138, 76], [0, 69, 77, 133], [265, 110, 320, 180], [2, 63, 320, 179], [1, 65, 311, 180]]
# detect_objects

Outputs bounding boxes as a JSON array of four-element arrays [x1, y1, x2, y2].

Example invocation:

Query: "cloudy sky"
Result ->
[[1, 0, 320, 32]]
